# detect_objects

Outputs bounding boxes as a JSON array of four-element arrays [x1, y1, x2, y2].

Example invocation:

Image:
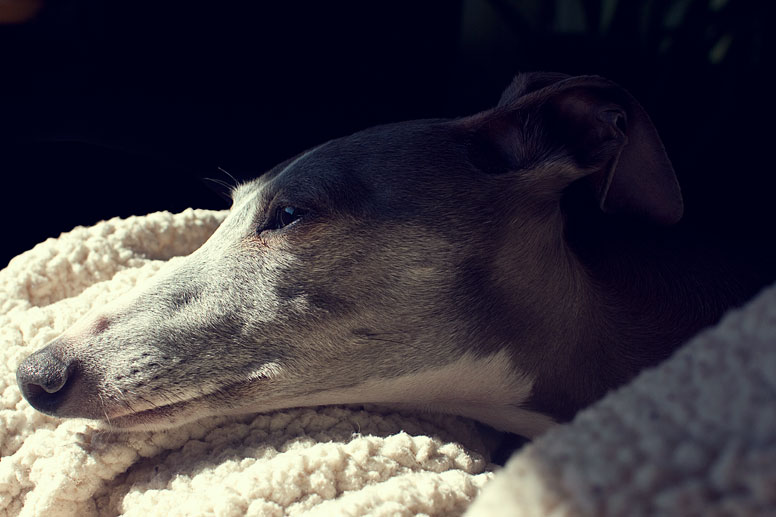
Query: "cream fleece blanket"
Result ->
[[1, 209, 774, 516]]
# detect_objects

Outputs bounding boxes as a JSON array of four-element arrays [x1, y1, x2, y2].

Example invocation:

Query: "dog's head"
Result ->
[[17, 74, 681, 434]]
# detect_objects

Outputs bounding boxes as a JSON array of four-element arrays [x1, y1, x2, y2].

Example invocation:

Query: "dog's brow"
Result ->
[[282, 146, 318, 175], [230, 183, 253, 205], [230, 143, 330, 207]]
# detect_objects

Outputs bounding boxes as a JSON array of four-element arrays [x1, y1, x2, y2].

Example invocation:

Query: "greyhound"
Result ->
[[16, 73, 756, 438]]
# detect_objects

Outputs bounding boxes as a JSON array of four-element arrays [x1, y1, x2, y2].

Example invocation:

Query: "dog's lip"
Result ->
[[103, 389, 235, 429], [101, 376, 269, 429], [105, 401, 193, 429]]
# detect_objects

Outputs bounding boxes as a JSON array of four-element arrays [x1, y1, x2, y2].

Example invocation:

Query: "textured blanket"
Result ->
[[1, 209, 774, 516]]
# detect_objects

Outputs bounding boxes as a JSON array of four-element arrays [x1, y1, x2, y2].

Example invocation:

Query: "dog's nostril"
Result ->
[[16, 348, 76, 415], [27, 361, 68, 394]]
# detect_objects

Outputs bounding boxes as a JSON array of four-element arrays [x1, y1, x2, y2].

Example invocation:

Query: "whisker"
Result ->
[[203, 177, 233, 191], [114, 386, 134, 412], [137, 394, 158, 410], [202, 177, 235, 204], [97, 392, 113, 431], [217, 166, 240, 188]]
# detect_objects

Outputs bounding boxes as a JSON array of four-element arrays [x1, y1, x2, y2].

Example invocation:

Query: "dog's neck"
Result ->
[[491, 202, 746, 424]]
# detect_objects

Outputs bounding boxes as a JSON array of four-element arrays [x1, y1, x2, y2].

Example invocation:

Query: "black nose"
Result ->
[[16, 347, 76, 415]]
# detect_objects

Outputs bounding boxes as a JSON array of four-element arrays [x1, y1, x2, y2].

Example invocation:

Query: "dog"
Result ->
[[16, 73, 757, 438]]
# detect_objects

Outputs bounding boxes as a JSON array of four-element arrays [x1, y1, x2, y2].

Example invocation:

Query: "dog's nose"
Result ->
[[16, 346, 77, 415]]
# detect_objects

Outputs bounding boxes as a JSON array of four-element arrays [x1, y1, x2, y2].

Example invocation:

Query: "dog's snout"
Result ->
[[16, 346, 78, 416]]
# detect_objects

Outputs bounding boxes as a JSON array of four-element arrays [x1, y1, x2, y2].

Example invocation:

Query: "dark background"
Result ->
[[1, 0, 773, 269]]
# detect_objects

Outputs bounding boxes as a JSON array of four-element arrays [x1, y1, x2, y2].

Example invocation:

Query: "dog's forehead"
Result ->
[[235, 118, 466, 206]]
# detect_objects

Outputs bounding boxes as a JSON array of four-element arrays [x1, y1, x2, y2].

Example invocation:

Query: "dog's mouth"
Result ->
[[98, 370, 282, 431], [100, 390, 246, 430], [104, 398, 205, 430]]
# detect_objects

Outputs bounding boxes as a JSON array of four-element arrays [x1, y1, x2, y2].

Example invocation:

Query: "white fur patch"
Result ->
[[295, 350, 556, 438]]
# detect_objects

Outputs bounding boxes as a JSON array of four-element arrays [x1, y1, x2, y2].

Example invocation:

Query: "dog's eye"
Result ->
[[273, 206, 306, 230]]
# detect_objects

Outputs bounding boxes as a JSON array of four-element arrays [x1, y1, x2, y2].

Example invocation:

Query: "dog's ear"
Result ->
[[470, 75, 683, 225]]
